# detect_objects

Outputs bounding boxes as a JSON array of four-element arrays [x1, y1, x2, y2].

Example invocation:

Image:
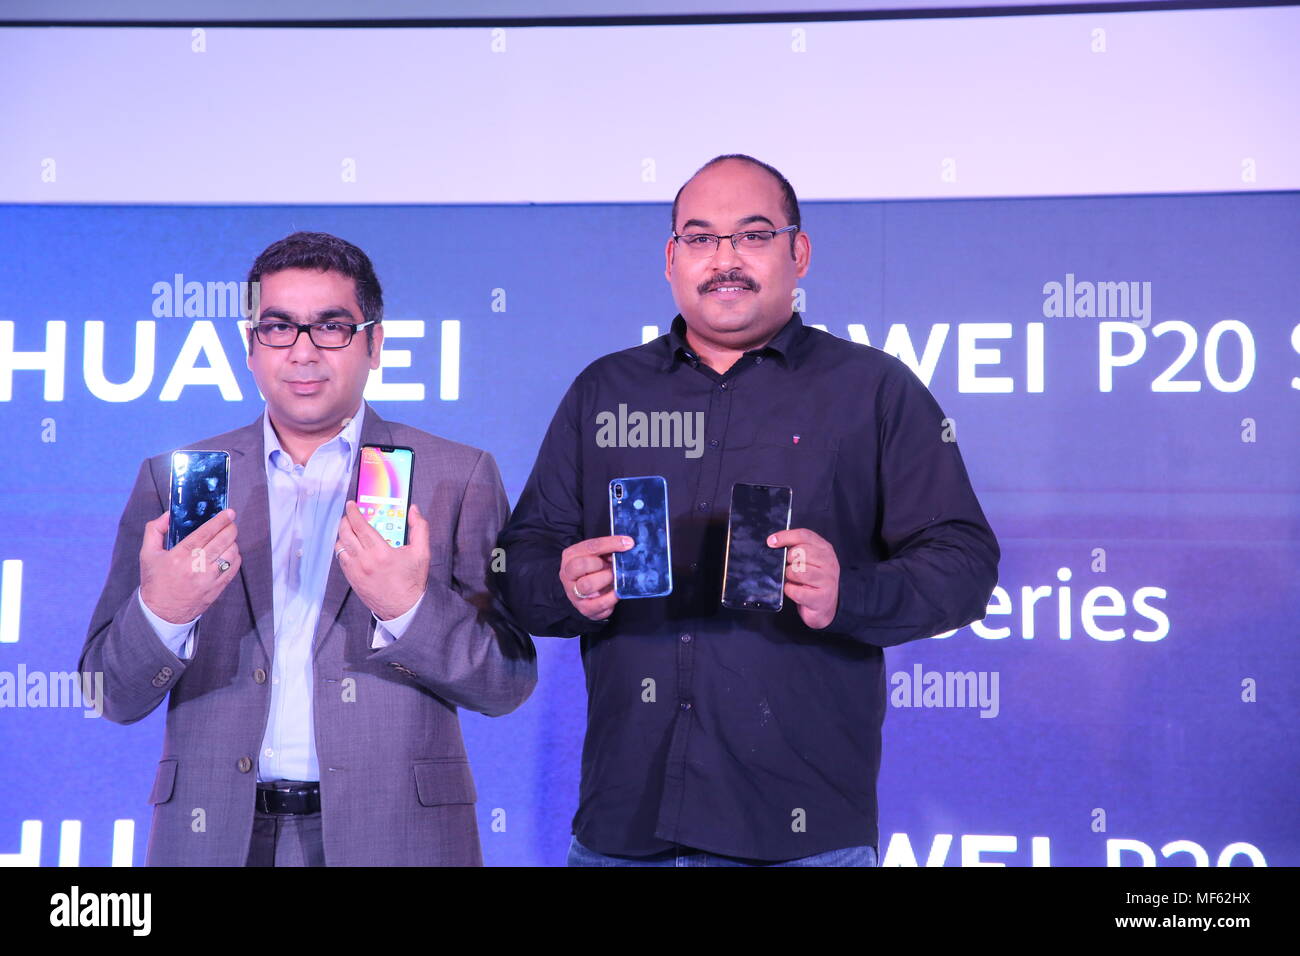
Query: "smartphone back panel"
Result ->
[[609, 475, 672, 599], [167, 450, 230, 550]]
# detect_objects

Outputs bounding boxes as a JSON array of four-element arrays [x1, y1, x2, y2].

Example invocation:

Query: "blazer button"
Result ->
[[237, 756, 253, 773], [253, 668, 267, 684], [151, 666, 174, 688]]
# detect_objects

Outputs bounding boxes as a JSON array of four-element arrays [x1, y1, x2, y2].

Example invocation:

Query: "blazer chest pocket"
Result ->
[[724, 424, 839, 521], [413, 758, 477, 807], [149, 759, 178, 805]]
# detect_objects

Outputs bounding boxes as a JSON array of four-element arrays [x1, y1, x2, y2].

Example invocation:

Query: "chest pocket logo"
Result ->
[[724, 425, 839, 521]]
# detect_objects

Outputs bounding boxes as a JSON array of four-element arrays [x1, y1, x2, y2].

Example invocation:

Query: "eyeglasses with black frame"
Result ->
[[671, 225, 799, 256], [250, 319, 376, 349]]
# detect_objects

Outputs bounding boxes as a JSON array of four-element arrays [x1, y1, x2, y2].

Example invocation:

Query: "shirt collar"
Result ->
[[660, 312, 807, 372], [264, 399, 366, 473]]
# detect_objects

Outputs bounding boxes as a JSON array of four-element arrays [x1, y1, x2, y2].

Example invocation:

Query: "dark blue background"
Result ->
[[0, 193, 1295, 865]]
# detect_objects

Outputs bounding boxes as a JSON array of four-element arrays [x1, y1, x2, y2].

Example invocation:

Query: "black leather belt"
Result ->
[[255, 782, 321, 815]]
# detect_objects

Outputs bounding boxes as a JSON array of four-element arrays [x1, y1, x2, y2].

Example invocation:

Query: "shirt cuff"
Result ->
[[549, 565, 611, 636], [370, 593, 424, 649], [137, 588, 198, 660], [827, 562, 875, 636]]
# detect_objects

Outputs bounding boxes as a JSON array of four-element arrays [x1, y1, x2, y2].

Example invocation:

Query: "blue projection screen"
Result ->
[[0, 192, 1296, 866]]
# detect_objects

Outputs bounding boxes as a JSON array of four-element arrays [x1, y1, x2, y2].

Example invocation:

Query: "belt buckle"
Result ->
[[257, 782, 320, 815]]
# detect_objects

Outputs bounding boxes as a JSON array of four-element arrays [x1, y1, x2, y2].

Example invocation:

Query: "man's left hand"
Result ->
[[768, 528, 840, 630], [335, 501, 429, 621]]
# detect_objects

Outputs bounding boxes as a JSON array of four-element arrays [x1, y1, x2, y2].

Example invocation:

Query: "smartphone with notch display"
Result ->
[[721, 482, 793, 612], [609, 476, 672, 599], [167, 450, 230, 550], [357, 444, 414, 547]]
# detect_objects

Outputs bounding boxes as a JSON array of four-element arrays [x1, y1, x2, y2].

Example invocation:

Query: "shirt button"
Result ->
[[680, 633, 692, 644], [237, 756, 253, 773], [689, 563, 699, 572], [295, 549, 303, 559], [709, 439, 719, 448], [264, 748, 274, 758], [253, 668, 267, 684], [755, 356, 764, 364], [697, 502, 708, 512], [680, 702, 692, 711], [719, 383, 728, 390]]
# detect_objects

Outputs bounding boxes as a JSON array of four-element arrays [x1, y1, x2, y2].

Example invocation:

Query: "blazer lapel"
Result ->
[[312, 403, 394, 656], [227, 413, 276, 664]]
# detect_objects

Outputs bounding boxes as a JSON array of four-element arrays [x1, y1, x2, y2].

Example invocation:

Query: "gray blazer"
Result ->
[[80, 403, 536, 866]]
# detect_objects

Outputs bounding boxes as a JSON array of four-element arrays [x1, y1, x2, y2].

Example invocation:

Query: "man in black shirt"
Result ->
[[499, 154, 1000, 866]]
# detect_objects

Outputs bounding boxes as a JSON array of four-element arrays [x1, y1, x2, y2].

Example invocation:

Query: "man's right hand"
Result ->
[[560, 535, 633, 621], [139, 509, 242, 624]]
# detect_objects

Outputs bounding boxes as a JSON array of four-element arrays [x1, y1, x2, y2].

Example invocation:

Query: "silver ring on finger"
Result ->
[[573, 583, 592, 601], [216, 558, 232, 574]]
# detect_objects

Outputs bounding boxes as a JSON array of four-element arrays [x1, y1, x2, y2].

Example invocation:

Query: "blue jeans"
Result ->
[[567, 835, 877, 867]]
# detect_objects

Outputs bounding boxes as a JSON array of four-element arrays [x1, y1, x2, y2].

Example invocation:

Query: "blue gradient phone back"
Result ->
[[609, 475, 672, 599], [167, 449, 230, 550]]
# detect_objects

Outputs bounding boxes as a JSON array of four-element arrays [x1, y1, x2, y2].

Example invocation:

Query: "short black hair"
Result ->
[[245, 231, 383, 350], [670, 154, 801, 255]]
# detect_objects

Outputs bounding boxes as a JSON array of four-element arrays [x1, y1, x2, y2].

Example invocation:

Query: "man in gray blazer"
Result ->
[[81, 231, 535, 866]]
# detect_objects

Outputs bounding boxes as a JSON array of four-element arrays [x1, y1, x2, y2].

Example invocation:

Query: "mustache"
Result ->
[[699, 272, 758, 295]]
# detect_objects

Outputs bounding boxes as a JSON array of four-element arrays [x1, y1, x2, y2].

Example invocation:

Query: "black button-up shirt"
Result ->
[[499, 312, 999, 861]]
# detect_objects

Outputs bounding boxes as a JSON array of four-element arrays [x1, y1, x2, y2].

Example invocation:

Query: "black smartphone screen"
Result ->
[[721, 482, 793, 612], [167, 450, 231, 550]]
